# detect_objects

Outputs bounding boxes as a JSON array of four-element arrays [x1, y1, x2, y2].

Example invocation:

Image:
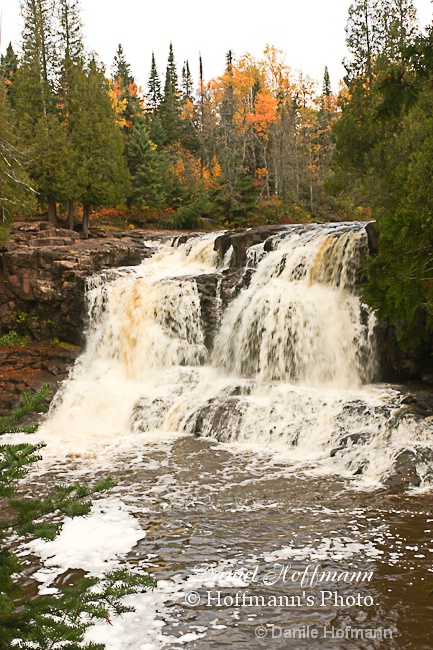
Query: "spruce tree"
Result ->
[[322, 66, 332, 97], [146, 52, 165, 145], [0, 43, 19, 101], [0, 385, 156, 649], [160, 42, 181, 145], [180, 60, 199, 152], [56, 0, 85, 228], [15, 0, 59, 223], [69, 59, 129, 235], [0, 82, 36, 223], [181, 60, 194, 102], [344, 0, 377, 83], [126, 122, 165, 210]]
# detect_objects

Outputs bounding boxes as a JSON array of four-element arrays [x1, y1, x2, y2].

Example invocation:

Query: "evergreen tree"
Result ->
[[160, 42, 181, 144], [69, 59, 129, 235], [58, 0, 83, 66], [181, 60, 194, 102], [147, 52, 161, 113], [0, 385, 156, 649], [180, 60, 199, 152], [322, 66, 332, 97], [344, 0, 419, 83], [146, 52, 164, 145], [19, 0, 57, 117], [0, 82, 36, 223], [56, 0, 85, 228], [14, 0, 59, 223], [0, 43, 19, 101], [344, 0, 377, 83], [125, 122, 165, 210]]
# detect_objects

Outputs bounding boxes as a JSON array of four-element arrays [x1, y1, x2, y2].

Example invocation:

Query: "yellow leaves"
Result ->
[[108, 84, 128, 128], [181, 97, 194, 121], [256, 167, 269, 180]]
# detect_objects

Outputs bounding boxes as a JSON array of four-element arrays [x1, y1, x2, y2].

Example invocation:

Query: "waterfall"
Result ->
[[40, 223, 433, 489], [212, 226, 376, 387]]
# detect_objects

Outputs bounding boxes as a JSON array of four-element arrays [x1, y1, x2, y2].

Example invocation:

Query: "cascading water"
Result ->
[[18, 223, 433, 649], [40, 223, 433, 489], [212, 225, 376, 386]]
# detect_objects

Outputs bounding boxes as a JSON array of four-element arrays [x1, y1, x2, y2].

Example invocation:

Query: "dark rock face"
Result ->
[[195, 267, 254, 351], [374, 319, 433, 384], [365, 222, 379, 256], [214, 225, 287, 267], [0, 223, 154, 345], [0, 343, 79, 414]]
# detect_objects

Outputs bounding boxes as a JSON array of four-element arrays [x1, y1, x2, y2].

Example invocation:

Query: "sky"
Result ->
[[0, 0, 432, 92]]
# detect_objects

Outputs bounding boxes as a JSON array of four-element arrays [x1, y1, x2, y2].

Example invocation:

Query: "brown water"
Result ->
[[30, 434, 431, 649]]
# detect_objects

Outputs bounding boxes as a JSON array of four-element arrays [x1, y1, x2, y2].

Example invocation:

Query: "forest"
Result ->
[[0, 0, 432, 348]]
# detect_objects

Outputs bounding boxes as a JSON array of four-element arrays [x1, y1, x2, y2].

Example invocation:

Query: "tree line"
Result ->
[[328, 0, 433, 350], [1, 0, 432, 350], [0, 0, 340, 235]]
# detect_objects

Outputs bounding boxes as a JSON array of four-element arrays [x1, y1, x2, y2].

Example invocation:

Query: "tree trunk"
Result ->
[[82, 203, 91, 237], [67, 200, 75, 230], [47, 195, 57, 226]]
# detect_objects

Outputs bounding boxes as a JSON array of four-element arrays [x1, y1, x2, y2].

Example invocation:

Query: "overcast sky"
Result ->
[[1, 0, 432, 91]]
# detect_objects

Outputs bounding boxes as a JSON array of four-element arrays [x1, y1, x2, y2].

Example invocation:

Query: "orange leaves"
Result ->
[[246, 91, 278, 136]]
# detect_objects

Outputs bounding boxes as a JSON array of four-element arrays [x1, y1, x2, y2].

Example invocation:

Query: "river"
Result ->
[[18, 224, 433, 648]]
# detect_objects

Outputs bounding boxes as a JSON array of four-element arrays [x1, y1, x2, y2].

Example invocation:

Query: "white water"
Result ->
[[39, 224, 433, 488]]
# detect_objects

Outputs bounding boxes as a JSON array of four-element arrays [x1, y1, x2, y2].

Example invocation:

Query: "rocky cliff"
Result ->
[[0, 222, 155, 345]]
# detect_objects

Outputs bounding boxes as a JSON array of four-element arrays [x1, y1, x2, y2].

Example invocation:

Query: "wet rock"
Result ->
[[365, 222, 379, 256], [400, 394, 417, 405], [131, 397, 174, 432], [388, 403, 432, 429], [383, 448, 433, 489], [214, 225, 286, 267], [184, 395, 248, 442], [330, 432, 370, 458]]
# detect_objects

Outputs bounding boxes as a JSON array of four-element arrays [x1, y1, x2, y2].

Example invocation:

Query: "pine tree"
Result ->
[[160, 42, 181, 145], [322, 66, 332, 97], [0, 82, 36, 223], [0, 384, 156, 649], [180, 60, 199, 152], [69, 59, 130, 235], [0, 43, 19, 101], [126, 122, 165, 210], [147, 52, 161, 114], [382, 0, 419, 61], [181, 60, 194, 102], [344, 0, 377, 83], [146, 52, 165, 145], [56, 0, 85, 228], [344, 0, 419, 83], [14, 0, 59, 223]]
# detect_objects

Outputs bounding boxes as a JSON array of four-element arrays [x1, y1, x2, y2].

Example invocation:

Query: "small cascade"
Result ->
[[40, 223, 433, 489]]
